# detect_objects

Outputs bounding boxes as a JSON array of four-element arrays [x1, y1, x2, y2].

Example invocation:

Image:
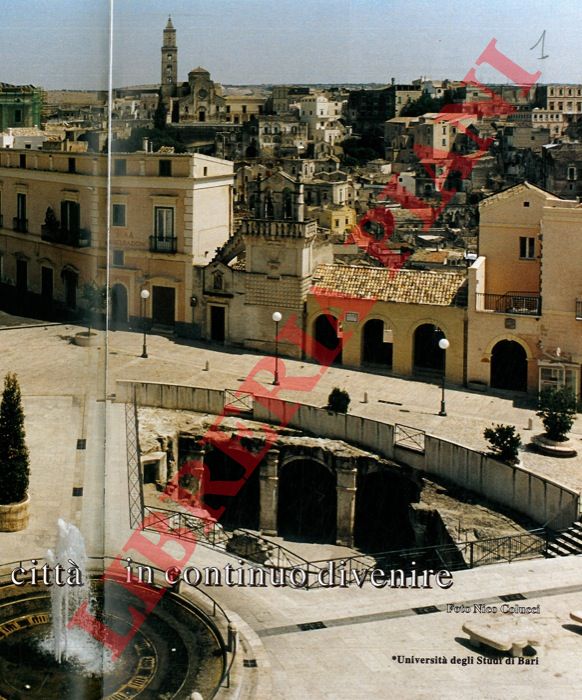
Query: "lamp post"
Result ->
[[272, 311, 282, 385], [140, 289, 150, 358], [438, 337, 450, 416]]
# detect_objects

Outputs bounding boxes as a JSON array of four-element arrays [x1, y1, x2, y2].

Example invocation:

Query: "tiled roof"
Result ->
[[310, 264, 467, 306]]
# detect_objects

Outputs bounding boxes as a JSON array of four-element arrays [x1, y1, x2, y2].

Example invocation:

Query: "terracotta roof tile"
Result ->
[[310, 264, 467, 306]]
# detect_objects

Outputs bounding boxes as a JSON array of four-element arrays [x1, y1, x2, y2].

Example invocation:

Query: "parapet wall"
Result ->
[[116, 380, 581, 530]]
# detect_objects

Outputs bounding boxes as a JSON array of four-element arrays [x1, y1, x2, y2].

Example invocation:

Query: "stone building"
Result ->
[[191, 180, 334, 356], [0, 83, 43, 130], [542, 142, 582, 200], [467, 182, 582, 398], [0, 149, 233, 335], [159, 17, 224, 123], [305, 264, 467, 384]]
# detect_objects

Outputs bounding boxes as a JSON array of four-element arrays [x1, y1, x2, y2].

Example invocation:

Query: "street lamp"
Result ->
[[140, 289, 150, 358], [438, 337, 450, 416], [272, 311, 282, 385]]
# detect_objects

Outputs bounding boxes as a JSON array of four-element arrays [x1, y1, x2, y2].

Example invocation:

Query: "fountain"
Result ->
[[0, 521, 226, 698], [45, 519, 89, 665]]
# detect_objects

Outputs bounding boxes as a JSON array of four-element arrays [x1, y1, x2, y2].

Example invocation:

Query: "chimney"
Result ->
[[391, 77, 395, 87], [142, 137, 149, 152]]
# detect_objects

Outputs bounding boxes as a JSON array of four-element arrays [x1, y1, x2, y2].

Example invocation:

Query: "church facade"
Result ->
[[160, 17, 225, 124]]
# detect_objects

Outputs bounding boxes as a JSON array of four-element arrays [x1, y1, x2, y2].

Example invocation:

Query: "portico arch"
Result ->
[[362, 318, 393, 368], [313, 313, 342, 365], [412, 322, 447, 375], [490, 339, 528, 392], [277, 457, 337, 543]]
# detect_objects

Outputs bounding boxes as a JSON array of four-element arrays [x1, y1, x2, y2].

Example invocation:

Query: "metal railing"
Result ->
[[13, 217, 28, 233], [126, 395, 144, 529], [41, 225, 91, 248], [394, 423, 426, 452], [224, 389, 254, 414], [476, 291, 541, 316], [149, 235, 177, 253]]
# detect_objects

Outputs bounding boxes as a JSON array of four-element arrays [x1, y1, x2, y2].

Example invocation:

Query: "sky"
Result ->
[[1, 0, 581, 90]]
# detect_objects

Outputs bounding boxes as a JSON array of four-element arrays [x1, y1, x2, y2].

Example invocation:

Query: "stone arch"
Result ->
[[489, 338, 529, 392], [277, 457, 337, 543], [203, 445, 260, 530], [354, 465, 417, 552], [412, 321, 448, 375], [361, 317, 393, 368], [313, 313, 342, 365]]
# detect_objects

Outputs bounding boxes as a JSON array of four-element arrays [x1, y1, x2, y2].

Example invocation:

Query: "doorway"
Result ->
[[152, 286, 175, 326]]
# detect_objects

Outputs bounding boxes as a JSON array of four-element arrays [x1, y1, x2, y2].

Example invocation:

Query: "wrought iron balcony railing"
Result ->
[[149, 235, 178, 253], [13, 217, 28, 233], [476, 291, 541, 316], [41, 225, 91, 248]]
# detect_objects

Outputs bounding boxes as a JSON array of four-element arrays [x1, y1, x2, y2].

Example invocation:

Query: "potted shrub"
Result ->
[[0, 373, 30, 531], [532, 386, 578, 457], [327, 387, 350, 413], [483, 424, 521, 465], [74, 281, 107, 346]]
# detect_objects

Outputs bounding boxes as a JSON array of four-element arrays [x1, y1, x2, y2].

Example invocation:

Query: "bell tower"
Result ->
[[161, 16, 177, 96]]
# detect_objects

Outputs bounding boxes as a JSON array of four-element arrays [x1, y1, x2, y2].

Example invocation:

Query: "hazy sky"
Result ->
[[1, 0, 581, 89]]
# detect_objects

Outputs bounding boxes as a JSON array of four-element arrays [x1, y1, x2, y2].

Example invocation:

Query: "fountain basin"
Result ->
[[0, 574, 226, 699]]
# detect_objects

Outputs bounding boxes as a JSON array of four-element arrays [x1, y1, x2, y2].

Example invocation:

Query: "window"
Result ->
[[519, 236, 535, 259], [114, 159, 127, 176], [226, 105, 231, 114], [523, 201, 530, 207], [242, 105, 247, 114], [203, 166, 208, 176], [19, 154, 26, 168], [159, 159, 172, 177], [61, 200, 80, 233], [112, 204, 126, 227], [14, 109, 22, 123], [155, 206, 174, 238], [68, 158, 76, 174], [567, 166, 577, 181], [549, 102, 554, 110], [15, 192, 27, 231], [112, 250, 124, 266]]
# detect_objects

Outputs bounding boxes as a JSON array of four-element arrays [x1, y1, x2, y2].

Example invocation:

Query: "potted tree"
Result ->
[[74, 281, 107, 346], [532, 386, 578, 457], [0, 373, 30, 531]]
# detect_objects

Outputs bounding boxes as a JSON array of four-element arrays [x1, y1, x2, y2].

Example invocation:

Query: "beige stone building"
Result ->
[[305, 265, 467, 384], [467, 182, 582, 397], [192, 183, 333, 357], [0, 149, 233, 334]]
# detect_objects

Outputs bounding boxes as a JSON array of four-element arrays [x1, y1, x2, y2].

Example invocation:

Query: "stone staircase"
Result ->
[[546, 521, 582, 557]]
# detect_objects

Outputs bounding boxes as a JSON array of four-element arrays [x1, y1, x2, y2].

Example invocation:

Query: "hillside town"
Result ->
[[3, 8, 582, 699], [1, 19, 582, 399]]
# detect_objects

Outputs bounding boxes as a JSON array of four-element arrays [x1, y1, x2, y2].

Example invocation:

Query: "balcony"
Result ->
[[149, 235, 178, 253], [41, 225, 91, 248], [13, 217, 28, 233], [476, 291, 542, 316]]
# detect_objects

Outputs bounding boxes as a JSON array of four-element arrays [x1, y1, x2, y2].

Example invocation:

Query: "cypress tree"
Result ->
[[0, 373, 30, 505]]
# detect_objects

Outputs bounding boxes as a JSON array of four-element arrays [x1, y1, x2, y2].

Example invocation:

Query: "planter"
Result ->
[[531, 433, 577, 458], [0, 494, 30, 532], [74, 331, 100, 347]]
